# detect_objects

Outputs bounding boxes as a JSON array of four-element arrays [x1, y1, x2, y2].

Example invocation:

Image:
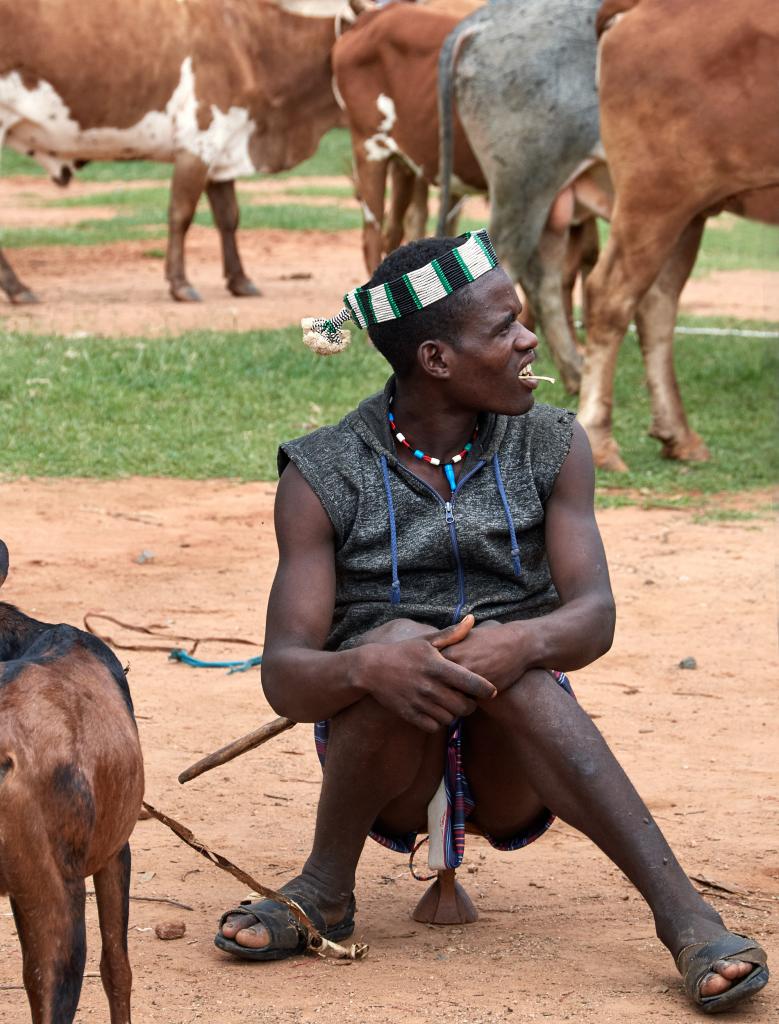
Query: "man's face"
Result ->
[[444, 269, 540, 416]]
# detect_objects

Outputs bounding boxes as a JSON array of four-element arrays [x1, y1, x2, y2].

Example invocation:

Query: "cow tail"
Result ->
[[437, 22, 479, 237], [437, 26, 460, 237]]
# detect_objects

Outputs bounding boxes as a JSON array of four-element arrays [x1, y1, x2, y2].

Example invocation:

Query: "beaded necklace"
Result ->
[[387, 397, 478, 492]]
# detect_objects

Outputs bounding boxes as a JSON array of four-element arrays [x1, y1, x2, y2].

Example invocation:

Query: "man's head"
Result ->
[[365, 236, 478, 376], [301, 229, 542, 415]]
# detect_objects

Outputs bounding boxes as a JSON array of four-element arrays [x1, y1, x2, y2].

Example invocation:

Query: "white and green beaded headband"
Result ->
[[301, 229, 499, 355]]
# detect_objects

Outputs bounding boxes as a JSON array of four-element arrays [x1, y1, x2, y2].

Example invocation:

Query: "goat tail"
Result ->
[[0, 539, 7, 590]]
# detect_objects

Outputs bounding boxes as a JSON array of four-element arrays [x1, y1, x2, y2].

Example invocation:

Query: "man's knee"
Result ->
[[481, 668, 561, 721], [353, 617, 432, 646], [329, 692, 424, 752]]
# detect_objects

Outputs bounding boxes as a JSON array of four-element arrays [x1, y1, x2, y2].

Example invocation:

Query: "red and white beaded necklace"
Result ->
[[387, 396, 478, 492]]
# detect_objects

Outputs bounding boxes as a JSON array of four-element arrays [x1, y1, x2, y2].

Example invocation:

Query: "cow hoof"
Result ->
[[561, 369, 581, 395], [660, 434, 710, 463], [9, 288, 39, 305], [171, 284, 202, 303], [592, 437, 629, 473], [227, 277, 261, 298]]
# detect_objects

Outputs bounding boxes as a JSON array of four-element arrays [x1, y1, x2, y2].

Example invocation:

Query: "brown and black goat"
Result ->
[[0, 539, 144, 1023]]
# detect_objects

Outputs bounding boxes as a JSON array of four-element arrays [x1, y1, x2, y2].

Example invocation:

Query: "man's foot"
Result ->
[[216, 874, 355, 959], [667, 911, 769, 1010]]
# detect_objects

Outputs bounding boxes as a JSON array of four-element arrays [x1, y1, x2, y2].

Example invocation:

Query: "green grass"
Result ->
[[43, 187, 173, 208], [0, 128, 352, 181], [692, 216, 779, 275], [0, 202, 361, 248], [284, 184, 355, 199], [597, 217, 779, 276], [1, 319, 776, 492]]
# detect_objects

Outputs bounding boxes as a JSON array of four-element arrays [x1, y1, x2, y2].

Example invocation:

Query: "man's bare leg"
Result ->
[[464, 667, 756, 998], [222, 626, 759, 999], [220, 619, 445, 947]]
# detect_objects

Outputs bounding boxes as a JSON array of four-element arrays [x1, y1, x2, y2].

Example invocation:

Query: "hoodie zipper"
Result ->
[[397, 459, 485, 623]]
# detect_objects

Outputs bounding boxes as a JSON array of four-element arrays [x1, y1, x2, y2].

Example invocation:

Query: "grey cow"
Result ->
[[438, 0, 608, 392]]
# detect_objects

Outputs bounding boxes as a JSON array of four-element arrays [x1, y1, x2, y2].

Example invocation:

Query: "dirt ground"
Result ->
[[1, 174, 778, 335], [0, 480, 776, 1023]]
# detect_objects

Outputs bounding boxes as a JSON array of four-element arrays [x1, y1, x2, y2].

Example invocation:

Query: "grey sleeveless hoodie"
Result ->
[[279, 378, 575, 652]]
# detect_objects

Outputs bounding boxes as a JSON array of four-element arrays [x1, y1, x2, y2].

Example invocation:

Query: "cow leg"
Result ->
[[205, 180, 260, 298], [354, 148, 389, 274], [94, 842, 133, 1024], [10, 877, 87, 1024], [0, 246, 38, 304], [522, 224, 584, 394], [386, 160, 417, 253], [578, 210, 693, 471], [566, 217, 600, 331], [403, 175, 429, 241], [166, 151, 209, 302], [442, 192, 466, 237], [634, 216, 708, 462]]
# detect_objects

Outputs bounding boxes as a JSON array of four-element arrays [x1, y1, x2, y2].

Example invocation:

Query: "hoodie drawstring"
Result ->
[[380, 455, 401, 604], [492, 454, 522, 577], [379, 452, 521, 607]]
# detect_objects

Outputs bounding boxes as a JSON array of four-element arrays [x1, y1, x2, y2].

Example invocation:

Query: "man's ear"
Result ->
[[417, 339, 454, 379]]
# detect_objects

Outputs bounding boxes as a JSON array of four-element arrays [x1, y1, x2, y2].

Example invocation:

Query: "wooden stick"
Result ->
[[178, 716, 296, 784], [178, 617, 480, 784]]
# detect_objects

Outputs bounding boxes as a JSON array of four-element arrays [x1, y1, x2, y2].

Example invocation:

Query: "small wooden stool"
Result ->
[[411, 867, 478, 924]]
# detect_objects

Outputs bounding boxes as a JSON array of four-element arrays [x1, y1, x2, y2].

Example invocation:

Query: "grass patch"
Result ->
[[1, 201, 361, 248], [43, 187, 173, 208], [692, 216, 779, 276], [1, 319, 776, 491], [1, 129, 352, 182], [692, 505, 773, 524], [0, 217, 167, 248], [283, 184, 355, 199], [597, 216, 779, 276], [236, 204, 360, 232]]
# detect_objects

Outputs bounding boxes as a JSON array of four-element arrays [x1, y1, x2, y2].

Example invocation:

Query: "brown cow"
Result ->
[[578, 0, 779, 470], [0, 0, 343, 303], [0, 538, 144, 1023], [333, 0, 485, 272]]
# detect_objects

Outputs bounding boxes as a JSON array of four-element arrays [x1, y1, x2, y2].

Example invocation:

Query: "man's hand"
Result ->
[[440, 619, 528, 693], [354, 615, 497, 733]]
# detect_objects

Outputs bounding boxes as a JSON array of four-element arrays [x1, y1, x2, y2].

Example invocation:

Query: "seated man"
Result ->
[[216, 232, 769, 1013]]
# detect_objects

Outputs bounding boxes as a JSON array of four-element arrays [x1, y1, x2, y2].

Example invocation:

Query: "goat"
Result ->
[[0, 538, 144, 1024]]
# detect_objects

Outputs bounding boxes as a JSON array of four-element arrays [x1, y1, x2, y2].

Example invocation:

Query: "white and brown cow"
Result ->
[[0, 0, 344, 303], [333, 0, 485, 273]]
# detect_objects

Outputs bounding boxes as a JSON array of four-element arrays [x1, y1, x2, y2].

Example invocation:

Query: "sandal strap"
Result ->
[[676, 932, 767, 1003], [217, 891, 333, 937]]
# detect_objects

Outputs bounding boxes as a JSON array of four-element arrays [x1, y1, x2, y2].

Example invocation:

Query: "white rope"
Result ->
[[574, 321, 779, 339]]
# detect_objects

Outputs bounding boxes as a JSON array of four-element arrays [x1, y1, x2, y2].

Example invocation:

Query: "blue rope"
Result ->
[[168, 649, 262, 675]]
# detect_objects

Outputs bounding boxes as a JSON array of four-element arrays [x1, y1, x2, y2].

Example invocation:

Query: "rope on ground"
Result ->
[[142, 801, 369, 961], [168, 649, 262, 673], [83, 612, 261, 672]]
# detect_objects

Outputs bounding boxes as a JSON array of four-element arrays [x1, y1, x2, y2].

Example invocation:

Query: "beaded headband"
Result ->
[[301, 229, 499, 355]]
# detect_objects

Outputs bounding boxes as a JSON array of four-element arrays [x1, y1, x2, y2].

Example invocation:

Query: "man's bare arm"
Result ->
[[444, 422, 616, 686], [261, 464, 496, 730]]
